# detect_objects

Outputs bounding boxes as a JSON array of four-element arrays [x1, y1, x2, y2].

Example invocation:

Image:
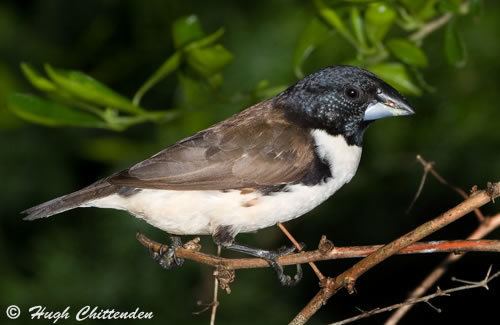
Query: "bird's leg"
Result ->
[[150, 236, 184, 269], [213, 226, 303, 286]]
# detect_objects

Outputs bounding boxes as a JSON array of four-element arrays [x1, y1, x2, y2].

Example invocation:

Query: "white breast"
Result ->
[[85, 130, 362, 235], [310, 129, 362, 184]]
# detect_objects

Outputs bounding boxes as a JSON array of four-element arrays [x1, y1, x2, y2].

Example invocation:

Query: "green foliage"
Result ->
[[295, 0, 476, 95], [369, 63, 421, 95], [8, 94, 106, 128], [386, 38, 428, 67], [294, 18, 332, 78], [445, 20, 468, 67], [133, 15, 232, 105], [9, 14, 233, 131], [364, 2, 396, 44], [44, 64, 143, 114], [8, 1, 478, 130]]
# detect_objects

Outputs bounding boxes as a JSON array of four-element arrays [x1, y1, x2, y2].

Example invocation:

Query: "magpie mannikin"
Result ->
[[23, 66, 414, 286]]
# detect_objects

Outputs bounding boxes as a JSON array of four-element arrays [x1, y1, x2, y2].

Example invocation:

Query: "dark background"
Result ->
[[0, 1, 499, 324]]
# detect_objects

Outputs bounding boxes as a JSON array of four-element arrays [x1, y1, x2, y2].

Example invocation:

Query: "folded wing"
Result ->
[[110, 102, 315, 191]]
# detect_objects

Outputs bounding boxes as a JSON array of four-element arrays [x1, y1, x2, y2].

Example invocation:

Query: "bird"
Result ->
[[23, 65, 414, 286]]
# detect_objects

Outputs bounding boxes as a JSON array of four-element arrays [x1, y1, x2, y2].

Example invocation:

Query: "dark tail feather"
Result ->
[[22, 180, 118, 220]]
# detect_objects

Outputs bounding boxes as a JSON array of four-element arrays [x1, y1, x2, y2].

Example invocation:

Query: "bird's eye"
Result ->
[[345, 87, 360, 100]]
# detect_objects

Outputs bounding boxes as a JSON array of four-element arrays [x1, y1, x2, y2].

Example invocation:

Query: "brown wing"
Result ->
[[109, 101, 315, 191]]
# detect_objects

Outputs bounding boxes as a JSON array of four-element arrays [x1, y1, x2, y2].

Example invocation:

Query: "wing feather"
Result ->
[[109, 101, 315, 190]]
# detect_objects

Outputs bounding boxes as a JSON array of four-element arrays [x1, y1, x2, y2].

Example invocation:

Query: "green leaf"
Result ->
[[253, 80, 287, 100], [20, 63, 56, 92], [184, 28, 225, 51], [365, 3, 396, 44], [387, 38, 428, 67], [350, 7, 367, 50], [470, 0, 484, 17], [314, 0, 356, 45], [186, 44, 233, 78], [103, 109, 179, 131], [293, 18, 332, 78], [444, 21, 467, 68], [207, 73, 223, 88], [438, 0, 462, 14], [133, 51, 182, 105], [398, 0, 429, 13], [369, 63, 421, 95], [7, 93, 106, 127], [172, 15, 205, 49], [178, 73, 212, 108], [416, 0, 438, 20], [44, 64, 142, 114]]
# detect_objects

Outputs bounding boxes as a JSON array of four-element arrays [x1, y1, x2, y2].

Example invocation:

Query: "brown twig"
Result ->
[[406, 156, 433, 213], [278, 222, 325, 281], [289, 182, 499, 325], [414, 155, 485, 221], [136, 235, 500, 270], [386, 154, 495, 325], [385, 212, 500, 325], [209, 245, 221, 325], [331, 266, 499, 325]]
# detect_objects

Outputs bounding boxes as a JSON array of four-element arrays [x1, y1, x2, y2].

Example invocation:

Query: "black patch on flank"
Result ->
[[256, 145, 333, 194], [117, 187, 142, 197], [213, 225, 236, 246], [298, 152, 332, 186], [258, 184, 289, 196]]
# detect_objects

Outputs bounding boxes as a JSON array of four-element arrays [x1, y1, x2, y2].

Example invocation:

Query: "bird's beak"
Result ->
[[363, 89, 415, 121]]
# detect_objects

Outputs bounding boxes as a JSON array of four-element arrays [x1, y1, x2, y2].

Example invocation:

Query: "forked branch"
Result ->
[[289, 182, 499, 325], [331, 266, 499, 325]]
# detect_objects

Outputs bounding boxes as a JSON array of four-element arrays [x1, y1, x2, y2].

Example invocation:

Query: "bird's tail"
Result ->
[[22, 179, 118, 220]]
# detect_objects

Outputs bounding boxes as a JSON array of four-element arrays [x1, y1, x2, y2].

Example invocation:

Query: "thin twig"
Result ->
[[330, 267, 499, 325], [210, 245, 221, 325], [289, 182, 499, 325], [415, 155, 485, 221], [406, 157, 433, 213], [136, 234, 500, 270], [387, 153, 495, 325], [388, 156, 492, 324], [409, 2, 469, 42], [409, 13, 453, 42], [278, 222, 325, 281], [385, 213, 500, 325]]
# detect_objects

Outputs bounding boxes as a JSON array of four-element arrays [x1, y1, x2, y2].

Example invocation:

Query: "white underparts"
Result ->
[[84, 130, 362, 235]]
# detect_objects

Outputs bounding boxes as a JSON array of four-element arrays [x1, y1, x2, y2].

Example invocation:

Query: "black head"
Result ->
[[274, 65, 414, 146]]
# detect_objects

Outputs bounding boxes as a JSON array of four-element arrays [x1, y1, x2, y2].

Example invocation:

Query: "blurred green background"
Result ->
[[0, 1, 499, 324]]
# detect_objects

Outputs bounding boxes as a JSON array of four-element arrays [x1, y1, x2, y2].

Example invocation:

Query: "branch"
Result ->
[[330, 267, 499, 325], [409, 2, 469, 42], [289, 182, 499, 325], [278, 222, 325, 281], [385, 212, 500, 325], [210, 245, 221, 325], [411, 154, 485, 221], [137, 235, 500, 270], [387, 153, 497, 325]]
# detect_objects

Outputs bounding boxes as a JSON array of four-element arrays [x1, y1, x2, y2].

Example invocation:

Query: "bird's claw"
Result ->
[[150, 236, 184, 269], [262, 244, 303, 286]]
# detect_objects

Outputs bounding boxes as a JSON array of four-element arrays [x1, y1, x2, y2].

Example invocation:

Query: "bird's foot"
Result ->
[[225, 242, 303, 286], [212, 226, 303, 286], [150, 236, 184, 269], [260, 244, 303, 286]]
